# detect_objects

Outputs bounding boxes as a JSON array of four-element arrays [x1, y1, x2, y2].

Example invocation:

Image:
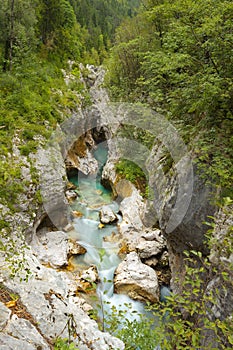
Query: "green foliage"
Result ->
[[54, 338, 79, 350], [38, 0, 83, 61], [70, 0, 141, 63], [0, 0, 38, 71], [116, 159, 145, 183], [0, 158, 24, 208], [150, 247, 233, 349], [116, 158, 148, 197], [105, 0, 233, 193], [106, 308, 157, 350]]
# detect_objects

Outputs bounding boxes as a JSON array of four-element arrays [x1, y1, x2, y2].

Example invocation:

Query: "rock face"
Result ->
[[145, 144, 216, 253], [36, 146, 69, 230], [66, 135, 99, 175], [30, 230, 69, 268], [0, 310, 50, 350], [0, 249, 124, 350], [144, 142, 217, 293], [114, 252, 160, 303]]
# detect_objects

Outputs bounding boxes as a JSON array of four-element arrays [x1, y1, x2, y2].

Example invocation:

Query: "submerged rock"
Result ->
[[114, 252, 159, 303]]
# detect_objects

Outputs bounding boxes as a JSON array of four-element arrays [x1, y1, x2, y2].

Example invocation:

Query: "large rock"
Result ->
[[99, 205, 118, 224], [114, 252, 159, 303], [117, 183, 144, 229], [136, 230, 166, 259], [30, 231, 69, 268]]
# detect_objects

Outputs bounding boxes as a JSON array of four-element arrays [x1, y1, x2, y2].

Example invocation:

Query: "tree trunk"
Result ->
[[3, 0, 15, 71]]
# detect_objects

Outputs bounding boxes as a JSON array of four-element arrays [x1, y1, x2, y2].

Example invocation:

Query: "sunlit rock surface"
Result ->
[[114, 252, 160, 303], [30, 230, 69, 268], [36, 147, 69, 230], [99, 205, 118, 224], [0, 249, 124, 350]]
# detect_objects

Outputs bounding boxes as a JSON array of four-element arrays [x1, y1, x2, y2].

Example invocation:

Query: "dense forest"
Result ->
[[0, 0, 140, 213], [0, 0, 232, 349], [106, 0, 233, 197]]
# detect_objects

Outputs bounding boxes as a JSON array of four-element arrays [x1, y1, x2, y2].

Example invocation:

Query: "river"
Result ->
[[67, 143, 146, 329]]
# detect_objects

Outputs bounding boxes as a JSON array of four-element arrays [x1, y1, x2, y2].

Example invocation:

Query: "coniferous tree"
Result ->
[[0, 0, 38, 71]]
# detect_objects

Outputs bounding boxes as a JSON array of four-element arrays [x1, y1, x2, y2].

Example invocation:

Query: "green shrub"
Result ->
[[115, 159, 148, 197], [54, 338, 79, 350]]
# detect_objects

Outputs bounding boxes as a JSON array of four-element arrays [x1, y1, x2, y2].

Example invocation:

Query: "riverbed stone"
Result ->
[[81, 266, 99, 283], [136, 240, 165, 259], [141, 229, 163, 241], [31, 230, 69, 268], [65, 190, 78, 202], [68, 240, 86, 256], [114, 252, 159, 303], [143, 257, 159, 268], [99, 205, 118, 224]]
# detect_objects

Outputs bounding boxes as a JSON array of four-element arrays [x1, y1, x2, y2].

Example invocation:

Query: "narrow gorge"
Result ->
[[0, 65, 232, 350]]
